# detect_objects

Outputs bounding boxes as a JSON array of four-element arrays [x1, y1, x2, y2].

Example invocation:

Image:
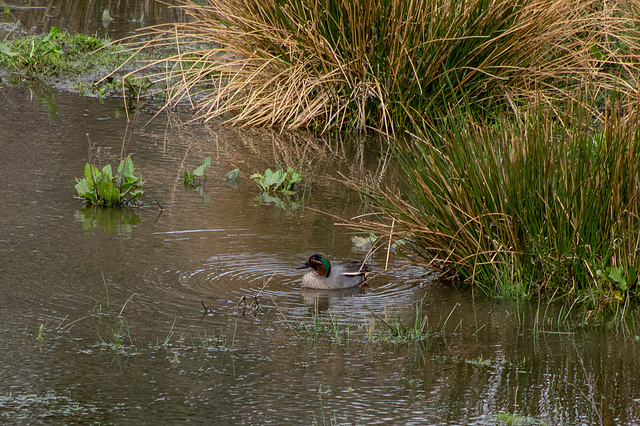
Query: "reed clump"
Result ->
[[347, 103, 640, 305], [121, 0, 640, 136]]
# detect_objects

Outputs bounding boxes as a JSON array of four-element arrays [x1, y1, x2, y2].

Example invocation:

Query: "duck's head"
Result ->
[[296, 253, 331, 277]]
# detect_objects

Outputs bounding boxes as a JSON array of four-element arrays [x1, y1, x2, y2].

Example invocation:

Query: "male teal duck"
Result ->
[[296, 253, 371, 289]]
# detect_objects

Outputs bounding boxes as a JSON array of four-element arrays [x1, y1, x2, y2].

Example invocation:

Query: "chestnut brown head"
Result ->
[[296, 253, 332, 277]]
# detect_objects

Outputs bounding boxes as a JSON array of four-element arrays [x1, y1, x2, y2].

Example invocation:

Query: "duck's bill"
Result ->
[[295, 263, 310, 269]]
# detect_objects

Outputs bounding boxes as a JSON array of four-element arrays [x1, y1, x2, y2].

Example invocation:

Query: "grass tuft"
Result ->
[[347, 101, 640, 306], [120, 0, 640, 135]]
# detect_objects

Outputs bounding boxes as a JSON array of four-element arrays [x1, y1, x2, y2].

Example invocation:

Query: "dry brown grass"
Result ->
[[114, 0, 640, 136]]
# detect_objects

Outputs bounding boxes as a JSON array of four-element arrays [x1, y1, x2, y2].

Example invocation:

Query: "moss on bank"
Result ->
[[0, 24, 151, 98]]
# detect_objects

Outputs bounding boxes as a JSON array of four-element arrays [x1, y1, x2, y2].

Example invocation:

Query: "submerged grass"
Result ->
[[279, 298, 452, 344], [121, 0, 640, 135], [372, 301, 456, 343]]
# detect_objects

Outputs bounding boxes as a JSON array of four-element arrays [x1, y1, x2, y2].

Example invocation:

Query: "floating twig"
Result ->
[[201, 300, 214, 319]]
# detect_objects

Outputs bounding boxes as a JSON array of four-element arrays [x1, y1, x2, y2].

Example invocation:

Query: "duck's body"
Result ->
[[297, 253, 371, 289]]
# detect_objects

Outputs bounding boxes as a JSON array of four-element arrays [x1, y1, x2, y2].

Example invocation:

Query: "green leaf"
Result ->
[[102, 9, 113, 22], [123, 157, 135, 179], [262, 168, 274, 186], [84, 163, 100, 184], [127, 189, 143, 202], [284, 167, 302, 191], [192, 166, 205, 177], [629, 265, 637, 287], [98, 177, 114, 202], [192, 157, 211, 177], [263, 168, 286, 190], [109, 186, 121, 204], [101, 164, 112, 182], [75, 179, 93, 198], [607, 267, 627, 290], [126, 174, 140, 185], [225, 168, 240, 181], [276, 169, 287, 187], [0, 45, 18, 57], [42, 27, 60, 43], [250, 172, 266, 191]]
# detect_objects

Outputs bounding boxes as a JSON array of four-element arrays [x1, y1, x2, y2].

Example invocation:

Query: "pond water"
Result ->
[[3, 2, 640, 425]]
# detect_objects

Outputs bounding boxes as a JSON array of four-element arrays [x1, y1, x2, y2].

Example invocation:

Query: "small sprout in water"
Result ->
[[192, 157, 211, 177], [184, 157, 211, 188], [170, 352, 180, 365], [102, 9, 113, 23], [225, 168, 240, 182]]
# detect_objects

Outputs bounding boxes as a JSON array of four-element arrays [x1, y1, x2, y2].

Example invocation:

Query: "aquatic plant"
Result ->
[[277, 297, 454, 345], [183, 156, 211, 188], [251, 167, 301, 194], [123, 76, 153, 99], [120, 0, 639, 136], [495, 412, 548, 425], [96, 293, 138, 355], [75, 156, 144, 206], [372, 302, 456, 343], [466, 355, 492, 368], [347, 103, 640, 306], [196, 328, 236, 352], [225, 168, 240, 183], [0, 26, 124, 77], [0, 23, 167, 98]]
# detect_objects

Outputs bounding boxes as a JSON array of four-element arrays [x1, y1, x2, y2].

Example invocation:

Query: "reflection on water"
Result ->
[[75, 205, 141, 235], [2, 15, 640, 426], [3, 0, 186, 39]]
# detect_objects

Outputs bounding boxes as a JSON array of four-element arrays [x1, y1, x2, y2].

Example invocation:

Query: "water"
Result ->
[[2, 2, 640, 425]]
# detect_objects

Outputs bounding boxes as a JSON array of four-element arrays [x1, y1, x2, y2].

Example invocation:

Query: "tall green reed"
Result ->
[[349, 103, 640, 305]]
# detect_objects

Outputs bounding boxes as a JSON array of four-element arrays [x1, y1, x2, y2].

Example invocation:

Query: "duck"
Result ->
[[296, 253, 371, 289]]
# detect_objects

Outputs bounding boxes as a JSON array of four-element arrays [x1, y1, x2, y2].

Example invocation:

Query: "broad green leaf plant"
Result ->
[[75, 157, 144, 206], [250, 167, 301, 194]]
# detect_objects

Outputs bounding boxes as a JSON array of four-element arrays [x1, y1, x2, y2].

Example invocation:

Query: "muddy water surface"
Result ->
[[3, 3, 640, 425]]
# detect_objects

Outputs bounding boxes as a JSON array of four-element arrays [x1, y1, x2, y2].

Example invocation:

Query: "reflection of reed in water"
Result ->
[[6, 0, 186, 37]]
